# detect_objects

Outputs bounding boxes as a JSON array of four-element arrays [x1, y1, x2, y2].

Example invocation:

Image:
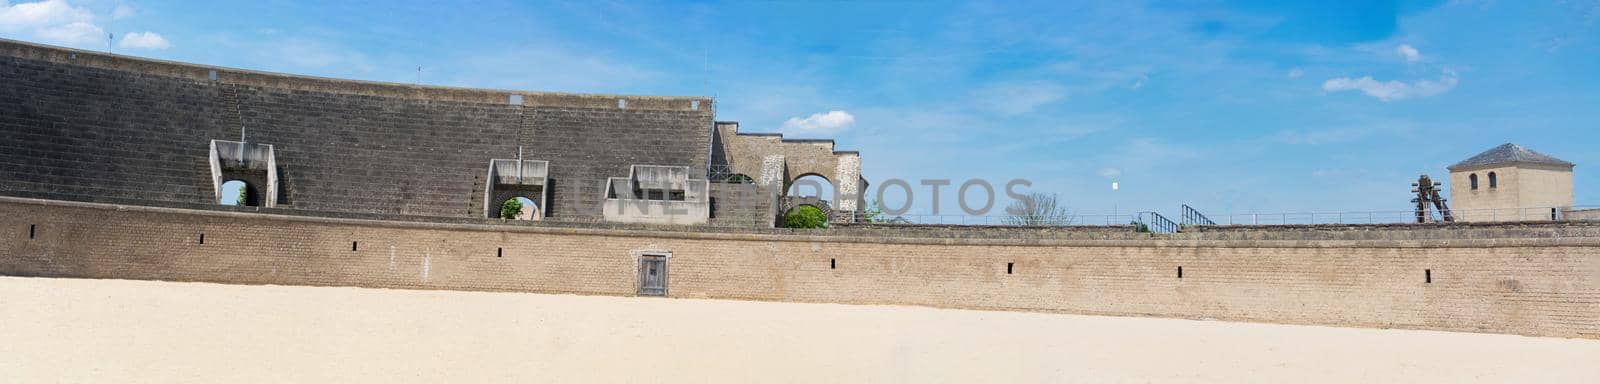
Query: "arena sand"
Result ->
[[1, 276, 1596, 383]]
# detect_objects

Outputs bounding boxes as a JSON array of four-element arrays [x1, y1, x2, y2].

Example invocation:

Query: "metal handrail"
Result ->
[[517, 204, 1600, 229], [1181, 204, 1216, 226], [1137, 212, 1180, 234]]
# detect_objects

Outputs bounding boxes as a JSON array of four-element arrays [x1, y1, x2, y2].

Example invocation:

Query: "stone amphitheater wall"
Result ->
[[0, 38, 713, 219], [3, 197, 1596, 339]]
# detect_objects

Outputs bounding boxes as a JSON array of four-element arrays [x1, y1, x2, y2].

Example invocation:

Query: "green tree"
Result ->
[[861, 200, 888, 224], [784, 205, 829, 229], [500, 198, 524, 220], [236, 185, 247, 206]]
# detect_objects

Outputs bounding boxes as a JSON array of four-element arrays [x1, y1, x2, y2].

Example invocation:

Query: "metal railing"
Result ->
[[871, 213, 1140, 227], [1209, 205, 1597, 226], [1181, 204, 1216, 226], [1137, 212, 1179, 234], [706, 165, 744, 182], [505, 205, 1599, 230], [862, 205, 1599, 228]]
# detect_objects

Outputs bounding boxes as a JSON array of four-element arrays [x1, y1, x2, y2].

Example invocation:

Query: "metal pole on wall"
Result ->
[[1111, 181, 1119, 226]]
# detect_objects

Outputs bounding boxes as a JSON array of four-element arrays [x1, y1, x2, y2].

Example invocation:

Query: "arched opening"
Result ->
[[724, 173, 755, 184], [219, 179, 256, 206], [1469, 174, 1479, 190], [1488, 172, 1497, 189], [786, 174, 834, 202], [784, 205, 829, 229], [499, 197, 540, 220]]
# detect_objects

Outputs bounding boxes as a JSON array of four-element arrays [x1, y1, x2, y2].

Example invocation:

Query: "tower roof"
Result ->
[[1448, 143, 1574, 171]]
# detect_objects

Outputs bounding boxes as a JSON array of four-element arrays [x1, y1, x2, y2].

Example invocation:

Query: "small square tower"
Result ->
[[1447, 143, 1574, 221]]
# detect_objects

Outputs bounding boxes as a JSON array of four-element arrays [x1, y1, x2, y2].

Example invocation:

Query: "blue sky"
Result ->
[[5, 0, 1598, 218]]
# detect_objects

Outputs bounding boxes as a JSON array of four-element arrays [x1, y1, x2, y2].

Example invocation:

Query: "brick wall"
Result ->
[[2, 197, 1596, 339]]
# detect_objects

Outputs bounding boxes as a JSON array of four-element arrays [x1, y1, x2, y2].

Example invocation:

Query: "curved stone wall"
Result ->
[[0, 38, 713, 219], [3, 197, 1597, 339]]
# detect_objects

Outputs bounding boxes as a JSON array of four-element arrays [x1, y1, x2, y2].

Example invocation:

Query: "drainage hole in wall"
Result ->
[[1007, 262, 1014, 274], [498, 247, 503, 258], [1178, 266, 1184, 279], [1425, 269, 1432, 284], [830, 258, 836, 269], [352, 241, 359, 252], [29, 224, 36, 239], [199, 233, 205, 245]]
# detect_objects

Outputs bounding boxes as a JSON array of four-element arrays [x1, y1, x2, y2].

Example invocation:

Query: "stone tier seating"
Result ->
[[0, 48, 717, 223], [0, 56, 224, 204], [233, 86, 522, 217], [520, 107, 712, 219]]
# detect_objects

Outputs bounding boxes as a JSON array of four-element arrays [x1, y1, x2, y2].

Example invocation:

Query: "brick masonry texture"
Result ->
[[3, 197, 1596, 339], [0, 39, 712, 220], [709, 182, 776, 227]]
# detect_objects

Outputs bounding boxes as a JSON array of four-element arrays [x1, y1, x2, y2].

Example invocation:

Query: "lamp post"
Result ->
[[1111, 181, 1119, 225]]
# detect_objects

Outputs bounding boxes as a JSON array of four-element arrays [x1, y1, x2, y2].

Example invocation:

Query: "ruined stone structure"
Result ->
[[1448, 143, 1575, 222], [710, 121, 865, 222], [2, 39, 1597, 339]]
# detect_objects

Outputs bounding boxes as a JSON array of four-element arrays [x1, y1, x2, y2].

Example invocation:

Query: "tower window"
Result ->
[[1488, 172, 1497, 189], [1469, 174, 1478, 190]]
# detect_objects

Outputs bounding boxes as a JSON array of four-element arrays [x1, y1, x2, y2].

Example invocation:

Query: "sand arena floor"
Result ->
[[1, 276, 1596, 383]]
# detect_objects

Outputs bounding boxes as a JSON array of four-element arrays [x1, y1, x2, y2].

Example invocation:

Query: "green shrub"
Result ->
[[784, 205, 828, 229], [500, 198, 524, 219]]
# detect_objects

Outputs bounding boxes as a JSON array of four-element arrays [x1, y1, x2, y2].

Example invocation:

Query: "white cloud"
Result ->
[[0, 0, 106, 46], [1396, 44, 1422, 62], [973, 82, 1067, 116], [35, 20, 101, 44], [0, 0, 92, 29], [111, 4, 134, 20], [1098, 167, 1122, 178], [1286, 68, 1304, 79], [780, 110, 856, 135], [118, 31, 168, 49], [1322, 70, 1459, 101]]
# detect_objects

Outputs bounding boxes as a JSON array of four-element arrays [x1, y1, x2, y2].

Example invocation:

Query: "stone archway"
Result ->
[[780, 196, 833, 221], [785, 173, 833, 200], [497, 196, 541, 220], [710, 122, 864, 221]]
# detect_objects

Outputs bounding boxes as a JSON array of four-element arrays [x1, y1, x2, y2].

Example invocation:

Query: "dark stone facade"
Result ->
[[0, 38, 728, 221], [0, 54, 223, 204]]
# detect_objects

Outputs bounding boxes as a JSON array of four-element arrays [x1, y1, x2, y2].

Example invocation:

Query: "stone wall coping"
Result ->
[[0, 38, 710, 111], [8, 196, 1598, 249]]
